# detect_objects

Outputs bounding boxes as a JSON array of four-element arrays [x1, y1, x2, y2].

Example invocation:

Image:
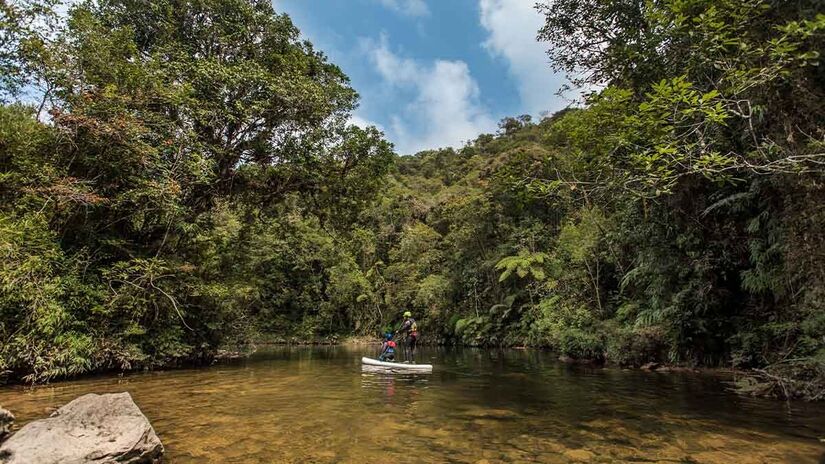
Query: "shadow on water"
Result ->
[[1, 345, 824, 463]]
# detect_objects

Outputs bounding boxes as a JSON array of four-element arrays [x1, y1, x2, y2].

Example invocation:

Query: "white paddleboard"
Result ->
[[361, 356, 433, 371]]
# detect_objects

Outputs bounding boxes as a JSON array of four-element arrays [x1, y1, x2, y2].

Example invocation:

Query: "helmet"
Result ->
[[384, 332, 393, 340], [403, 311, 412, 317]]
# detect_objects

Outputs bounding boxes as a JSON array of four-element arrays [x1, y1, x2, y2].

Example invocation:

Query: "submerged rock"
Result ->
[[640, 362, 660, 370], [0, 406, 13, 441], [563, 448, 595, 461], [0, 392, 163, 464]]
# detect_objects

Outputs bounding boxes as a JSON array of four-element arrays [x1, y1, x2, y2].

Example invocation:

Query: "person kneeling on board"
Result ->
[[378, 332, 397, 362]]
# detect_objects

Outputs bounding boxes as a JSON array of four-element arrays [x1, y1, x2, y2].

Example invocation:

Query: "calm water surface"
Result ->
[[1, 346, 824, 463]]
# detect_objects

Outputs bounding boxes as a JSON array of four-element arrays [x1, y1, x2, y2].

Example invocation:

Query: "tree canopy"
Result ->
[[1, 0, 823, 399]]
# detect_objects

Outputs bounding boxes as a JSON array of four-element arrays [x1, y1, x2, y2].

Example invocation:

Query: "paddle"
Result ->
[[393, 330, 412, 363]]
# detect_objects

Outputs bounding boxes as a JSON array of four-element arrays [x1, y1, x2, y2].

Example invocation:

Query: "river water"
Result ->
[[1, 346, 823, 463]]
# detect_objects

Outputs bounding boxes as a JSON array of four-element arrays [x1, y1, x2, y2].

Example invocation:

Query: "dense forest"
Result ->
[[1, 0, 823, 399]]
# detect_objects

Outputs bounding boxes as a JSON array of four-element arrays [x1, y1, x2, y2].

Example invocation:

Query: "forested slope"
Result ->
[[0, 0, 394, 382], [1, 0, 823, 399]]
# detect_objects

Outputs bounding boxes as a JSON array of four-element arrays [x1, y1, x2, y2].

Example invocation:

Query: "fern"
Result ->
[[702, 191, 752, 216], [635, 307, 667, 328], [495, 250, 550, 282]]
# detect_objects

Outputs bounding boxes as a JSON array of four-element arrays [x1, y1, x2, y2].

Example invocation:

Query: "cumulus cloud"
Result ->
[[479, 0, 570, 116], [349, 114, 386, 134], [376, 0, 430, 17], [363, 35, 496, 154]]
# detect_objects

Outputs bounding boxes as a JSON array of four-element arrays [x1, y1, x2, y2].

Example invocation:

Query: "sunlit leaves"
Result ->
[[496, 250, 549, 282]]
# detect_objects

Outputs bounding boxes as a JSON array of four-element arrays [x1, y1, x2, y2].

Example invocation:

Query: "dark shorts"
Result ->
[[407, 335, 417, 349]]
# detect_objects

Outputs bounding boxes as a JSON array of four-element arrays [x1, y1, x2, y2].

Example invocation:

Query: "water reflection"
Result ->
[[360, 365, 430, 404], [0, 346, 823, 463]]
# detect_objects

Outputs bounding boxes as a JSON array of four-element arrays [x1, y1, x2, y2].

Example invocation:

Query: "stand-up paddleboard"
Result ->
[[361, 357, 433, 371]]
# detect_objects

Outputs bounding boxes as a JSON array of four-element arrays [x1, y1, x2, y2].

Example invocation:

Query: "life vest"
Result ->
[[385, 341, 396, 353], [407, 318, 418, 337]]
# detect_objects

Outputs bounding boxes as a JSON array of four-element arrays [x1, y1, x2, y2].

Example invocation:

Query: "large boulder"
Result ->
[[0, 392, 163, 464], [0, 406, 12, 441]]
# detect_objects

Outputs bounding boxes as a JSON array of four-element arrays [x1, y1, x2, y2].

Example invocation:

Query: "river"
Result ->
[[1, 346, 823, 463]]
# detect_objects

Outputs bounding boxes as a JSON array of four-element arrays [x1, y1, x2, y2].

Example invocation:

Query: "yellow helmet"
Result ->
[[403, 311, 412, 317]]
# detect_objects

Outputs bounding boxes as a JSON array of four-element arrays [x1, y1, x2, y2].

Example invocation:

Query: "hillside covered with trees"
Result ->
[[1, 0, 823, 399]]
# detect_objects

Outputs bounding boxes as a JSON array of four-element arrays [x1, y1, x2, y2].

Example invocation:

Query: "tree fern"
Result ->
[[496, 250, 550, 282]]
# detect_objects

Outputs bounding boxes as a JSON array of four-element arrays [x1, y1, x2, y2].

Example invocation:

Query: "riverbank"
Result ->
[[213, 335, 380, 359], [1, 336, 817, 401], [191, 339, 822, 402]]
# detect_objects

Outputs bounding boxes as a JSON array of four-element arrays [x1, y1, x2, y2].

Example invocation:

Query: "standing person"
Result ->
[[396, 311, 419, 363]]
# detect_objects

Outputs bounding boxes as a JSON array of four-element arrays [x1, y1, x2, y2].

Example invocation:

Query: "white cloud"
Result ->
[[479, 0, 570, 116], [376, 0, 430, 17], [349, 114, 386, 134], [363, 35, 496, 154]]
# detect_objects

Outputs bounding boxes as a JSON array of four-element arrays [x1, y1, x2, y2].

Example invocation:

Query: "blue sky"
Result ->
[[275, 0, 572, 154]]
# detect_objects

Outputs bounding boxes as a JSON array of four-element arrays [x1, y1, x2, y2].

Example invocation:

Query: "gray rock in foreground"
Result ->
[[0, 392, 163, 464], [0, 406, 12, 441]]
